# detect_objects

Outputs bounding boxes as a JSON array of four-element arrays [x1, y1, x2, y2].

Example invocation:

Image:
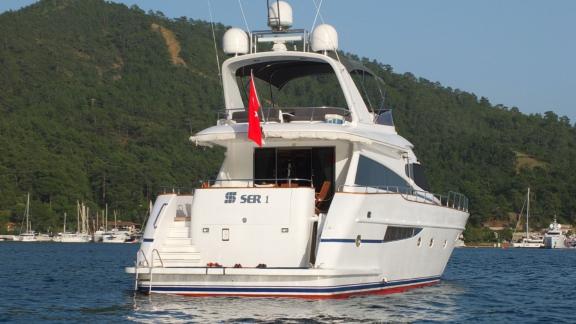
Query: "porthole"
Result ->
[[355, 235, 362, 247], [429, 238, 434, 248], [417, 237, 422, 247]]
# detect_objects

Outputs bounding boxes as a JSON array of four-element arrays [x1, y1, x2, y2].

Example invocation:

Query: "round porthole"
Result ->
[[429, 238, 434, 247], [417, 237, 422, 247], [355, 235, 361, 247]]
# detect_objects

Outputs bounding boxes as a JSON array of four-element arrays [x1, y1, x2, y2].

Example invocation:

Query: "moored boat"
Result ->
[[126, 1, 469, 298], [512, 188, 543, 248], [17, 193, 37, 242], [543, 218, 567, 249], [56, 203, 92, 243]]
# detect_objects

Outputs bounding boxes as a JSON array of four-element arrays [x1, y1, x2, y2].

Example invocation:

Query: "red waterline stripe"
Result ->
[[166, 280, 440, 299]]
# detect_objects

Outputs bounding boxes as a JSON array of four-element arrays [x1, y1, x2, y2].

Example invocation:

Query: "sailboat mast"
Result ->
[[77, 201, 80, 234], [526, 187, 530, 238], [26, 193, 30, 233], [63, 212, 67, 233], [105, 203, 108, 231]]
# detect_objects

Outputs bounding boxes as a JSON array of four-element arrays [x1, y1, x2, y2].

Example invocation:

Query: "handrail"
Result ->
[[153, 203, 168, 229], [151, 248, 164, 268], [137, 249, 149, 267], [338, 184, 469, 212], [147, 249, 164, 294], [133, 260, 139, 292], [202, 178, 313, 188], [158, 186, 195, 195], [217, 106, 351, 124]]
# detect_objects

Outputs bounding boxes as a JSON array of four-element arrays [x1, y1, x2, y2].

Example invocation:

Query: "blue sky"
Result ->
[[2, 0, 575, 122]]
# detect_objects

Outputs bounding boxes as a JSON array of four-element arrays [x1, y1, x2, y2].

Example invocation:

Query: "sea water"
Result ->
[[1, 243, 575, 323]]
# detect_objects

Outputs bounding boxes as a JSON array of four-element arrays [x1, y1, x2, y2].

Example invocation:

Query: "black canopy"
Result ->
[[235, 56, 376, 89]]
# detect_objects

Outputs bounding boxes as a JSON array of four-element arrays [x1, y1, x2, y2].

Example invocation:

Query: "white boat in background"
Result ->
[[512, 237, 543, 248], [127, 1, 469, 298], [18, 193, 37, 242], [512, 188, 543, 248], [543, 218, 567, 249], [102, 210, 131, 243], [36, 233, 53, 242], [102, 228, 130, 243], [93, 229, 105, 242], [57, 203, 92, 243]]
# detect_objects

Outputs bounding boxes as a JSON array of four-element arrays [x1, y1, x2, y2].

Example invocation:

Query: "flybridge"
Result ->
[[223, 1, 338, 55]]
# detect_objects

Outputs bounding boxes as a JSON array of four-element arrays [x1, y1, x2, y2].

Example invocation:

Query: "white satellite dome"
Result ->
[[310, 24, 338, 53], [268, 1, 293, 30], [223, 27, 249, 56]]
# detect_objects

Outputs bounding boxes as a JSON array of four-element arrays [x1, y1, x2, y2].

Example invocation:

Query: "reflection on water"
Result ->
[[128, 282, 464, 323]]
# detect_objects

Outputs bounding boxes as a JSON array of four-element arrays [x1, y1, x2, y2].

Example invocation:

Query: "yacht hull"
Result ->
[[127, 267, 440, 298], [543, 236, 567, 249], [128, 192, 467, 298]]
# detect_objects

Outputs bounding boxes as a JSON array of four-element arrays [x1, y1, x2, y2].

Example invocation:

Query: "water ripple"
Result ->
[[1, 243, 576, 322]]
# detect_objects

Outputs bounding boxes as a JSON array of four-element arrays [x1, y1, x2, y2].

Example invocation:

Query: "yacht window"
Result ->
[[254, 148, 277, 181], [254, 147, 335, 212], [384, 226, 422, 242], [234, 61, 349, 123], [405, 163, 430, 191], [355, 155, 409, 189], [375, 109, 394, 126]]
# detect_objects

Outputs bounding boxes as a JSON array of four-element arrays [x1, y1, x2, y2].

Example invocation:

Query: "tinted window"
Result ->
[[384, 226, 422, 242], [355, 155, 409, 189], [375, 110, 394, 126], [405, 163, 430, 191]]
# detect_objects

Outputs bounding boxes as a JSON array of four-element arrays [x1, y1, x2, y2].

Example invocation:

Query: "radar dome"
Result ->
[[311, 24, 338, 53], [268, 1, 293, 31], [223, 28, 249, 56]]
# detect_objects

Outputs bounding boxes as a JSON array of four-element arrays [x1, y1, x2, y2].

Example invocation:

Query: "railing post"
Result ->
[[134, 260, 139, 291]]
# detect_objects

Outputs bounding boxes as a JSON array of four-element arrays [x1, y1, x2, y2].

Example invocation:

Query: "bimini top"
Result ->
[[192, 11, 403, 155], [221, 51, 376, 125], [235, 54, 377, 90]]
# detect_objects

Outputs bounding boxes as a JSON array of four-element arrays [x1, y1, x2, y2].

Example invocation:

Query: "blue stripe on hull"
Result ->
[[139, 276, 440, 295], [320, 238, 383, 243]]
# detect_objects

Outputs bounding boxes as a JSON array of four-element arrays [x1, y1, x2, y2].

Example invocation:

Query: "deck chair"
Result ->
[[315, 181, 332, 214]]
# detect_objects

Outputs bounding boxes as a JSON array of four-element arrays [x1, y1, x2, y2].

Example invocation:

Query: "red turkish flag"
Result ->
[[248, 71, 262, 147]]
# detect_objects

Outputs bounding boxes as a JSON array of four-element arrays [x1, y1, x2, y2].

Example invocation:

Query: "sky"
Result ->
[[1, 0, 575, 122]]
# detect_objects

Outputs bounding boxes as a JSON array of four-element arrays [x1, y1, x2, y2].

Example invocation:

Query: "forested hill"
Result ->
[[1, 0, 575, 234]]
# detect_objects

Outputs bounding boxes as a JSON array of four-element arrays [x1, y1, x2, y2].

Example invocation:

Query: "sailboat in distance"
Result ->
[[512, 188, 543, 248], [18, 193, 36, 242], [58, 201, 91, 243]]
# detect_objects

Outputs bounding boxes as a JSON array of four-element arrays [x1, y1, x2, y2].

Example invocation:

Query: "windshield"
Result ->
[[350, 70, 386, 112], [235, 60, 348, 110]]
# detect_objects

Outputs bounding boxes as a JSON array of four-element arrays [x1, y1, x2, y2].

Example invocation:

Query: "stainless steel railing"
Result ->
[[201, 178, 313, 188], [217, 106, 351, 124], [338, 184, 469, 212]]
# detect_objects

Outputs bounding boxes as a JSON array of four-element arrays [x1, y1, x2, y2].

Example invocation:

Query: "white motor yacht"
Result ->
[[543, 218, 567, 249], [102, 228, 131, 243], [127, 1, 469, 298]]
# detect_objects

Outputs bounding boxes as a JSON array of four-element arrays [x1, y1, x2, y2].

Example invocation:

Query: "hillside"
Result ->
[[1, 0, 575, 234]]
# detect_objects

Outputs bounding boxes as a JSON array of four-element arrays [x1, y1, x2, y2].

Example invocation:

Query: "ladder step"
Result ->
[[163, 237, 194, 245], [160, 246, 199, 253]]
